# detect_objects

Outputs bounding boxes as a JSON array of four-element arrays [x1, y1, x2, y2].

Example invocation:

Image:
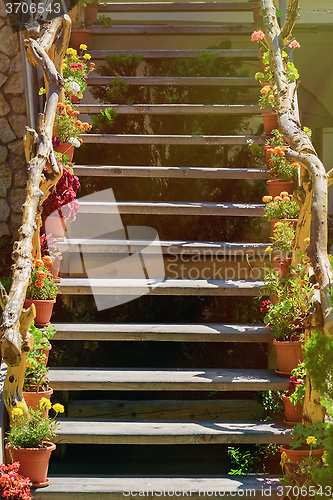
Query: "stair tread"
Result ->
[[58, 239, 272, 254], [81, 134, 265, 145], [90, 25, 255, 35], [52, 322, 272, 342], [75, 200, 264, 216], [53, 419, 291, 444], [72, 165, 270, 179], [100, 2, 256, 12], [78, 104, 261, 115], [32, 474, 282, 498], [88, 49, 259, 59], [48, 367, 288, 391], [59, 277, 264, 296], [87, 76, 258, 86]]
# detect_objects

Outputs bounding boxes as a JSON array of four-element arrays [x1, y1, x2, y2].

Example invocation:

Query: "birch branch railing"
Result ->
[[261, 0, 333, 423], [0, 15, 71, 421]]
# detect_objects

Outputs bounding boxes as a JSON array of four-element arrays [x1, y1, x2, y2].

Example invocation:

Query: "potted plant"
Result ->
[[280, 422, 328, 472], [24, 259, 60, 327], [42, 164, 81, 238], [270, 220, 295, 278], [28, 322, 56, 366], [259, 260, 314, 375], [0, 462, 33, 499], [6, 400, 64, 487], [53, 102, 91, 161], [63, 46, 95, 103], [262, 192, 300, 234], [282, 363, 306, 425], [40, 234, 62, 280], [84, 0, 100, 25], [279, 452, 328, 489]]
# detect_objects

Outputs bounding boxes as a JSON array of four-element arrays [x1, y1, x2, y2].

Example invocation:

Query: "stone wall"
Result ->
[[0, 1, 28, 239]]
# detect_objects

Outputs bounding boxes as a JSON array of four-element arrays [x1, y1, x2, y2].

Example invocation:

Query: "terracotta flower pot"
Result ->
[[270, 218, 298, 235], [273, 256, 292, 279], [36, 344, 53, 366], [53, 142, 75, 162], [85, 4, 98, 25], [262, 112, 278, 134], [267, 179, 295, 198], [69, 29, 91, 51], [24, 299, 56, 327], [273, 339, 304, 376], [45, 256, 62, 281], [23, 388, 53, 417], [7, 441, 56, 488], [43, 213, 67, 239], [280, 445, 325, 474], [282, 394, 302, 424], [251, 4, 261, 23]]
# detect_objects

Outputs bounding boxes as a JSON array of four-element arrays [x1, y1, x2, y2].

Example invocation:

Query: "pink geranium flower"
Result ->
[[288, 40, 300, 49], [251, 30, 265, 42]]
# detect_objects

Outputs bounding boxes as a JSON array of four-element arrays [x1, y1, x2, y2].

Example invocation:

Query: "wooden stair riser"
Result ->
[[99, 2, 256, 13], [88, 49, 260, 60]]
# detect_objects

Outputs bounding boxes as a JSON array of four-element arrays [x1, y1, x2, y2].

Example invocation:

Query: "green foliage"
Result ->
[[26, 264, 60, 300], [24, 349, 49, 392], [304, 331, 333, 407], [263, 197, 300, 220], [91, 107, 118, 133], [256, 390, 284, 418], [93, 14, 112, 26], [270, 220, 295, 253], [29, 323, 56, 350], [289, 422, 329, 450], [289, 363, 306, 407], [228, 444, 279, 474]]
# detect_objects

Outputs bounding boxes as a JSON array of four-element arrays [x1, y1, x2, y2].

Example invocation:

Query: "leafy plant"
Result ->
[[262, 192, 300, 220], [40, 234, 62, 259], [23, 349, 49, 392], [93, 14, 112, 26], [26, 260, 60, 301], [255, 389, 284, 418], [42, 164, 80, 222], [289, 363, 306, 407], [63, 46, 95, 97], [53, 102, 91, 146], [29, 323, 56, 351], [289, 422, 329, 450], [0, 462, 32, 499], [270, 220, 295, 254], [6, 399, 64, 449]]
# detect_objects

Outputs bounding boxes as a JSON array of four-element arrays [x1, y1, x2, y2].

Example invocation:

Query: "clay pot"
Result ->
[[282, 394, 302, 423], [252, 4, 261, 23], [45, 256, 62, 281], [69, 29, 91, 51], [280, 445, 325, 474], [7, 441, 56, 488], [85, 4, 98, 25], [273, 339, 304, 375], [24, 299, 56, 327], [22, 388, 54, 417], [36, 344, 53, 366], [53, 142, 75, 162], [267, 179, 295, 198], [43, 213, 67, 239], [273, 256, 292, 279], [262, 112, 278, 134]]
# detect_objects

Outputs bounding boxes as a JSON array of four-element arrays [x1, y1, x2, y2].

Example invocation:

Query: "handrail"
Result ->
[[261, 0, 333, 423], [0, 14, 71, 420]]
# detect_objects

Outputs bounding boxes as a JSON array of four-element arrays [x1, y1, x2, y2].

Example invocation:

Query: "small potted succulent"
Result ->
[[270, 220, 295, 278], [24, 259, 60, 327], [0, 462, 33, 499], [6, 400, 64, 487], [42, 163, 81, 238], [262, 191, 300, 235]]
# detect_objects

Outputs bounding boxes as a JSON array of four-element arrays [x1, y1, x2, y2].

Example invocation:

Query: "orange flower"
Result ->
[[87, 125, 92, 131], [260, 85, 270, 94], [280, 191, 289, 197], [61, 110, 66, 116], [274, 196, 282, 202], [36, 270, 47, 279], [282, 196, 290, 201], [292, 163, 299, 168], [262, 195, 273, 203], [75, 120, 82, 127], [268, 95, 275, 101], [35, 280, 44, 289], [57, 102, 65, 109], [66, 105, 73, 115], [42, 256, 52, 264], [34, 259, 44, 268], [82, 122, 90, 129]]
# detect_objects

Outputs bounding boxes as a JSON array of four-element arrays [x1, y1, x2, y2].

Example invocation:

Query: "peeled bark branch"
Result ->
[[281, 0, 299, 39]]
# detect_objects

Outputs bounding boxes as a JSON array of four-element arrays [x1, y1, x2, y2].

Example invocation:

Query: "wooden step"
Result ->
[[68, 398, 265, 420], [48, 368, 288, 391], [87, 76, 258, 87], [78, 104, 261, 115], [59, 277, 263, 295], [76, 200, 264, 216], [52, 323, 272, 342], [100, 2, 256, 13], [57, 239, 273, 255], [90, 25, 255, 36], [80, 134, 265, 145], [52, 419, 291, 445], [72, 165, 270, 179], [88, 49, 259, 60], [32, 474, 282, 499]]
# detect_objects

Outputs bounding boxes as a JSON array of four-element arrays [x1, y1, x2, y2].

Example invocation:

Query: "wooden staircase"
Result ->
[[33, 1, 291, 497]]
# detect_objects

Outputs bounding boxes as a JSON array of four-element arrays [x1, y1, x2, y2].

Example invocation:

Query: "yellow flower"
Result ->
[[53, 403, 65, 414], [66, 48, 77, 55], [39, 397, 52, 410], [265, 246, 273, 252], [79, 44, 87, 51], [304, 237, 310, 243], [16, 402, 26, 410], [306, 436, 317, 446], [63, 62, 67, 69], [83, 53, 91, 60], [12, 408, 23, 417], [279, 451, 287, 468], [77, 92, 83, 99], [322, 451, 328, 462]]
